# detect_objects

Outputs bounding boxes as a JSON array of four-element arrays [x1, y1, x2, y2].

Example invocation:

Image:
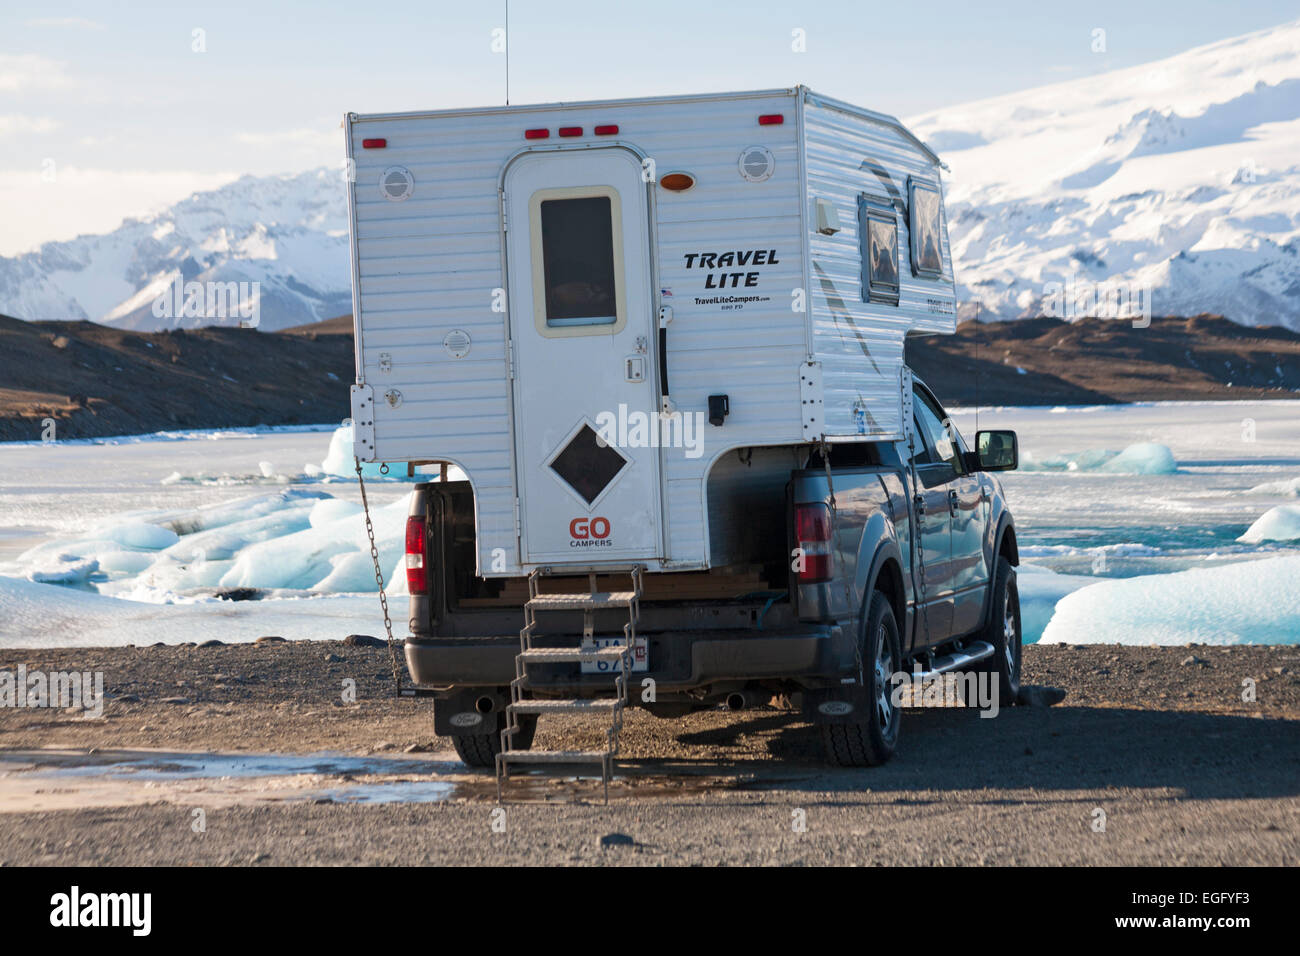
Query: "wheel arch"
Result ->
[[981, 515, 1020, 632], [864, 540, 908, 648]]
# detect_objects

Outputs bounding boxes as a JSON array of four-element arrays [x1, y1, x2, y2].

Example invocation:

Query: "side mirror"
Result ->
[[970, 430, 1018, 471]]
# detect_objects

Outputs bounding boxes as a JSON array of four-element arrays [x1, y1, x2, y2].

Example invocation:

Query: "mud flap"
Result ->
[[433, 688, 507, 736], [802, 682, 872, 724]]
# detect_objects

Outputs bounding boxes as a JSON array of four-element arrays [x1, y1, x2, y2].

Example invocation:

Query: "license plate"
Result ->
[[580, 636, 649, 674]]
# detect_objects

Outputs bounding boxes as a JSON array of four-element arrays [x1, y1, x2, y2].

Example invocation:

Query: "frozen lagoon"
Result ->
[[1, 403, 1298, 647]]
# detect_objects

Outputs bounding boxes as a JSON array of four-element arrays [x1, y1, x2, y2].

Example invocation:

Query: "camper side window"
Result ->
[[908, 179, 945, 278], [530, 188, 626, 336], [858, 196, 900, 306]]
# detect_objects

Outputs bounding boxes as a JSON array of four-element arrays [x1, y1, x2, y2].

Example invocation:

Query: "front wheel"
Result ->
[[969, 557, 1021, 709], [822, 591, 901, 767]]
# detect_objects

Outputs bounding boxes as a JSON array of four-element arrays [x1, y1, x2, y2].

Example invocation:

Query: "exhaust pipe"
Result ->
[[725, 690, 766, 711], [475, 696, 495, 715]]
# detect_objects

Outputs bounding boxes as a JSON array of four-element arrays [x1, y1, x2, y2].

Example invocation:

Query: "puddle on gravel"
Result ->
[[0, 749, 466, 812], [0, 749, 790, 810]]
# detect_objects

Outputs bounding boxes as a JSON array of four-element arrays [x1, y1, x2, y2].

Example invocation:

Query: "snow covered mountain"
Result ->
[[0, 169, 350, 332], [2, 20, 1300, 333], [906, 19, 1300, 329]]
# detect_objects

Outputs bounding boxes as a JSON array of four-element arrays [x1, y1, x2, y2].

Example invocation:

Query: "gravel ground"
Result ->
[[0, 641, 1296, 866]]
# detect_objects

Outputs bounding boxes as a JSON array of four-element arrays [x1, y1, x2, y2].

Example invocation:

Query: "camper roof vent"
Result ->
[[380, 166, 414, 202], [738, 146, 775, 183]]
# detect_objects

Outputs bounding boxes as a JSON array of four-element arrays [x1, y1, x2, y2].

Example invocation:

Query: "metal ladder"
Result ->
[[496, 564, 643, 803]]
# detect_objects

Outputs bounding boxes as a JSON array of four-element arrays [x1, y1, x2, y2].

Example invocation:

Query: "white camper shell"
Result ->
[[346, 86, 956, 577]]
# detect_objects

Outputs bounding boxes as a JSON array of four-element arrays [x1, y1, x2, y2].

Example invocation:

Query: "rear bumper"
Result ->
[[405, 624, 853, 692]]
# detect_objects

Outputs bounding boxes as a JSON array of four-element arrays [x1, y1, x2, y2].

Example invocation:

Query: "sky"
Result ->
[[2, 0, 1299, 255]]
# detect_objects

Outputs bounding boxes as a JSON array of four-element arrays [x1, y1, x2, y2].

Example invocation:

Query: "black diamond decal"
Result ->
[[549, 424, 629, 505]]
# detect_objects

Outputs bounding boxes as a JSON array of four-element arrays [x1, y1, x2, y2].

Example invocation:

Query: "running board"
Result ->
[[910, 641, 995, 681]]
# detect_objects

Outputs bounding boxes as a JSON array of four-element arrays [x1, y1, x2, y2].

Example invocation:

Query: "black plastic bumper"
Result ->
[[405, 624, 852, 693]]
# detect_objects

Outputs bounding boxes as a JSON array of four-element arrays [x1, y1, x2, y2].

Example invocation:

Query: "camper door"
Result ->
[[503, 148, 664, 566]]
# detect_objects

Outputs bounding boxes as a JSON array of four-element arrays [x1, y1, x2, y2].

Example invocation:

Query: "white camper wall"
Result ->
[[801, 91, 957, 441], [347, 91, 806, 574]]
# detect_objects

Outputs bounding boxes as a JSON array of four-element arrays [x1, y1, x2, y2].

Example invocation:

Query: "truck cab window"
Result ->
[[913, 389, 961, 475]]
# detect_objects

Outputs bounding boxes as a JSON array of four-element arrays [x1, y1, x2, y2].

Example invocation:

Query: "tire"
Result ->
[[451, 713, 536, 768], [967, 556, 1021, 709], [822, 591, 902, 767]]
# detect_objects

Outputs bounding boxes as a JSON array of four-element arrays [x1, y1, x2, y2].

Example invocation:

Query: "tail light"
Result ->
[[795, 502, 833, 584], [405, 515, 427, 592]]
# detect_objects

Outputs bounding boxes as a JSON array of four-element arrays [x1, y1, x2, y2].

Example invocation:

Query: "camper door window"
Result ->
[[858, 196, 900, 306], [908, 179, 945, 278], [528, 186, 627, 337]]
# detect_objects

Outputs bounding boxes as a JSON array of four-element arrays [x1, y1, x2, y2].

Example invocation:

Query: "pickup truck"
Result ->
[[401, 374, 1021, 768]]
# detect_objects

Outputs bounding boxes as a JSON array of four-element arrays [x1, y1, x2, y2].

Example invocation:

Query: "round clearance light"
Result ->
[[659, 171, 695, 192]]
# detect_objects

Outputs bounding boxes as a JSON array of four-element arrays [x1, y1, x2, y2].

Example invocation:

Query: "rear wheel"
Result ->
[[451, 713, 536, 768], [966, 557, 1021, 709], [822, 591, 901, 767]]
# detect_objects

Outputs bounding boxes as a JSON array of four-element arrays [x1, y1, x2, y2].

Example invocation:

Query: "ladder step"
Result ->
[[518, 646, 627, 663], [511, 698, 620, 715], [527, 590, 637, 610], [500, 750, 610, 764]]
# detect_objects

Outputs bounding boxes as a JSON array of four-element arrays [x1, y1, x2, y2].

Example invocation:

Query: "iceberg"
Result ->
[[1247, 477, 1300, 497], [1014, 564, 1098, 643], [1020, 441, 1177, 474], [1238, 504, 1300, 543], [1041, 555, 1300, 644]]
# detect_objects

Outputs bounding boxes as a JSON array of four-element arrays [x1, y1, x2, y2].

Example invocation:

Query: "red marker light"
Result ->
[[558, 126, 582, 137], [594, 124, 619, 135], [524, 128, 549, 140], [361, 138, 387, 149], [758, 114, 784, 126]]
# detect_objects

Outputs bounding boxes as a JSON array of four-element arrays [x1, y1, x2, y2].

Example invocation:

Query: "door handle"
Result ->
[[948, 489, 959, 515], [913, 493, 926, 517]]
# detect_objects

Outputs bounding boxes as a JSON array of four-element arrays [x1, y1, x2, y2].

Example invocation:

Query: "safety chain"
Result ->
[[905, 432, 934, 654], [354, 457, 404, 694]]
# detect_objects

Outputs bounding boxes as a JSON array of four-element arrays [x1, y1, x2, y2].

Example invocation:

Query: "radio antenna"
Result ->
[[505, 1, 510, 105], [974, 300, 980, 435]]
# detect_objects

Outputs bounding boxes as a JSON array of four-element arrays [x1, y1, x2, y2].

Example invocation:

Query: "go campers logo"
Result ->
[[569, 516, 613, 548], [50, 886, 151, 936]]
